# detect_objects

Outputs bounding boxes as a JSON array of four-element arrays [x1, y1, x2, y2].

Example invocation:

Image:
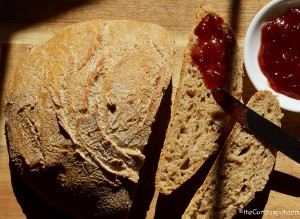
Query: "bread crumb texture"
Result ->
[[183, 91, 283, 219], [155, 6, 243, 195], [5, 20, 175, 218]]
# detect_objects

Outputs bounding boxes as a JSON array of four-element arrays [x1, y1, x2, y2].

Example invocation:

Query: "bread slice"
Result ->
[[155, 6, 243, 195], [5, 20, 175, 219], [183, 90, 283, 219]]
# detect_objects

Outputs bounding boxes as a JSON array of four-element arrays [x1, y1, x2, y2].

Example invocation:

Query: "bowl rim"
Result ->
[[244, 0, 300, 112]]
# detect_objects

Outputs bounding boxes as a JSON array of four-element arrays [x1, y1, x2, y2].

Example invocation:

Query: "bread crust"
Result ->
[[183, 91, 283, 219], [155, 6, 243, 195], [5, 19, 175, 218]]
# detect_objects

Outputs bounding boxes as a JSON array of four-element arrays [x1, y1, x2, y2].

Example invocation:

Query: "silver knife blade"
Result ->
[[212, 87, 300, 164]]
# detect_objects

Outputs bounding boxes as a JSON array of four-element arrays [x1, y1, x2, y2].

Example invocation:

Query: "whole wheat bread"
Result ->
[[5, 20, 175, 219], [183, 90, 283, 219], [155, 6, 244, 195]]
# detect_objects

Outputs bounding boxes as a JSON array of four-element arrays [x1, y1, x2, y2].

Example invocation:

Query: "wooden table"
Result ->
[[1, 0, 300, 218]]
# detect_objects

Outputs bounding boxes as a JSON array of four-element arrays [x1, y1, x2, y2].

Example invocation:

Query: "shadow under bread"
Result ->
[[129, 79, 173, 219]]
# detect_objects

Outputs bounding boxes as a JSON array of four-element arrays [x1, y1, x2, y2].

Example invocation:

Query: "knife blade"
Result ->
[[212, 87, 300, 164]]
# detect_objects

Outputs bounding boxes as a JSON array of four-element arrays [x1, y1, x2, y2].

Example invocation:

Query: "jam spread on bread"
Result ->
[[259, 7, 300, 100], [191, 13, 235, 89]]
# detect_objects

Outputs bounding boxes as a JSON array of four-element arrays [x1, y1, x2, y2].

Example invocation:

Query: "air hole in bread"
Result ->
[[187, 115, 191, 121], [180, 126, 186, 134], [17, 107, 25, 114], [107, 103, 116, 113], [186, 89, 196, 98], [200, 97, 206, 102], [241, 185, 247, 192], [238, 146, 250, 156], [180, 157, 190, 170], [208, 120, 217, 132]]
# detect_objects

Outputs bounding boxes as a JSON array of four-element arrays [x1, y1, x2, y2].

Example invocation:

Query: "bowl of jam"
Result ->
[[244, 0, 300, 112]]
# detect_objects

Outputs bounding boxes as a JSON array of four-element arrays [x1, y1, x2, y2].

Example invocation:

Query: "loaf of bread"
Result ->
[[183, 90, 283, 219], [5, 20, 175, 218], [155, 6, 243, 195]]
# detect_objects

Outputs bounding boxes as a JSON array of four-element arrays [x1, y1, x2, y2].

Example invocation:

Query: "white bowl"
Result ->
[[244, 0, 300, 112]]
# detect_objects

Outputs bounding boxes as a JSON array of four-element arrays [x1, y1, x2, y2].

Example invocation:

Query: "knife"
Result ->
[[212, 87, 300, 164]]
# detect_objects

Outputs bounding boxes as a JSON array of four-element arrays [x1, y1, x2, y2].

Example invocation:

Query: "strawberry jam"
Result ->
[[191, 13, 235, 89], [259, 7, 300, 100]]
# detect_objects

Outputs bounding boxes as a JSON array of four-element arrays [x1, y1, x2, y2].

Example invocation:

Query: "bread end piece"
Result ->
[[183, 90, 283, 219]]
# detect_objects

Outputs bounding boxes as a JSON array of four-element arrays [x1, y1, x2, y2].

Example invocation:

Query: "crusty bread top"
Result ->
[[155, 6, 244, 195], [183, 90, 283, 219], [5, 19, 175, 218]]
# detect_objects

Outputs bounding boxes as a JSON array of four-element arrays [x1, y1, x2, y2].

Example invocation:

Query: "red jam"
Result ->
[[259, 7, 300, 100], [191, 13, 235, 89]]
